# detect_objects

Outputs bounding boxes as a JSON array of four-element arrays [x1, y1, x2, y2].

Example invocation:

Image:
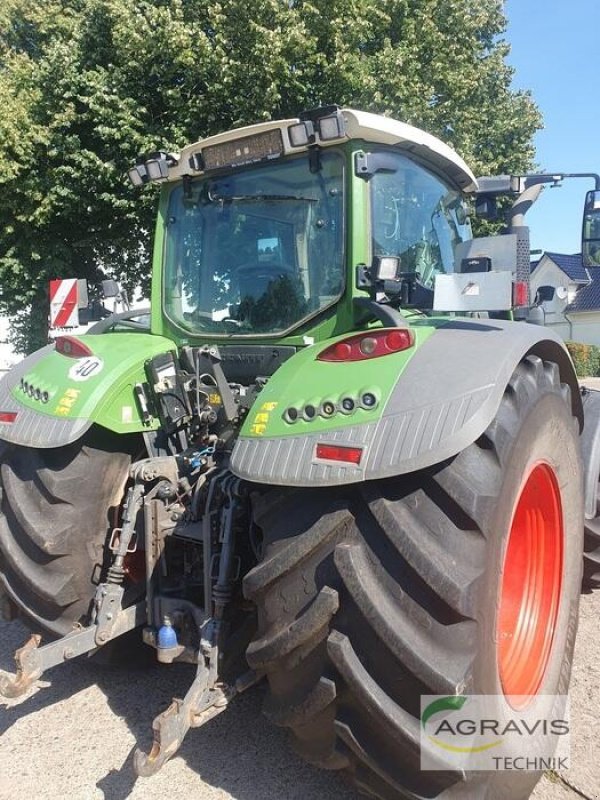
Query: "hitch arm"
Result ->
[[0, 600, 145, 699]]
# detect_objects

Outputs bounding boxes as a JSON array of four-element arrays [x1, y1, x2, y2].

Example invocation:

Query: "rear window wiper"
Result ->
[[207, 192, 318, 204]]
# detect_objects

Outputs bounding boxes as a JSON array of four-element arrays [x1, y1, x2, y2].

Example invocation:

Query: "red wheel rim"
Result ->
[[497, 463, 563, 706]]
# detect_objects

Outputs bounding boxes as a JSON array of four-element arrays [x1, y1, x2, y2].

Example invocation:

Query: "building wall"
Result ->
[[571, 312, 600, 346], [530, 259, 573, 338], [530, 257, 580, 324], [529, 256, 598, 343]]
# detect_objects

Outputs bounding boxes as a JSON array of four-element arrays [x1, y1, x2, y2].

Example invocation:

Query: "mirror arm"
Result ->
[[561, 172, 600, 191]]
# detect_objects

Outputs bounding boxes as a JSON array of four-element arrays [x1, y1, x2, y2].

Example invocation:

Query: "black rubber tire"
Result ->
[[583, 514, 600, 589], [244, 356, 583, 800], [0, 431, 137, 638]]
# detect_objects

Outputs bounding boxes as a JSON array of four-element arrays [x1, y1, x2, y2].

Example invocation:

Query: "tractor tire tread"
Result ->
[[244, 355, 581, 800]]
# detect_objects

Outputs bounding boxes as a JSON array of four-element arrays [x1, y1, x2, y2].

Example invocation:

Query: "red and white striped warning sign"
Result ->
[[49, 278, 79, 328]]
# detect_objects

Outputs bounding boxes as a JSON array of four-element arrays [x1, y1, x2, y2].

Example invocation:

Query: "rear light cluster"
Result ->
[[55, 336, 93, 358], [284, 390, 379, 424], [317, 329, 414, 362], [19, 379, 49, 404]]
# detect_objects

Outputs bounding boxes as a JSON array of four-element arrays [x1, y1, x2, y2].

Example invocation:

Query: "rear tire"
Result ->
[[0, 430, 139, 638], [244, 356, 583, 800], [583, 515, 600, 589]]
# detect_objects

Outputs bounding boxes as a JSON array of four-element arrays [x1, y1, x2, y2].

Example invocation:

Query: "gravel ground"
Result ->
[[0, 592, 598, 800]]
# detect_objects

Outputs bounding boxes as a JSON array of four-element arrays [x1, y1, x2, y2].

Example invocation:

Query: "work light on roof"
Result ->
[[128, 163, 149, 187], [288, 120, 315, 147], [127, 151, 179, 187], [145, 151, 172, 182], [317, 112, 345, 141], [288, 106, 346, 147]]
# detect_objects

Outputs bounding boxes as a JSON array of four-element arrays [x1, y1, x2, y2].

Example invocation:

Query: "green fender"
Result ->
[[0, 333, 176, 448], [230, 319, 582, 486]]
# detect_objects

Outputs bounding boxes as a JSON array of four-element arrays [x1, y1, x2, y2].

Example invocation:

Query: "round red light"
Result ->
[[333, 342, 352, 360], [385, 330, 410, 351]]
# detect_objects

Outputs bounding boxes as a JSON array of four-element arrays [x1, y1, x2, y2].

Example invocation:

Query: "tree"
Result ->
[[0, 0, 541, 352]]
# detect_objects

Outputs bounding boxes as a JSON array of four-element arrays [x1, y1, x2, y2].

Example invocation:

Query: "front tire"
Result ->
[[244, 356, 583, 800]]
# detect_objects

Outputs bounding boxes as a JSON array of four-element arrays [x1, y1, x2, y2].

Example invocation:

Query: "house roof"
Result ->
[[543, 252, 589, 283], [532, 251, 600, 312], [566, 278, 600, 312]]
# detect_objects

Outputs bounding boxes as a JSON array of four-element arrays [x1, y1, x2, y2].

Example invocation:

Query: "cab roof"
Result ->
[[168, 108, 478, 193]]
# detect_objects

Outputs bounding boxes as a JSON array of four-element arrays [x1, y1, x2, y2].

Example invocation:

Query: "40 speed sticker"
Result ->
[[68, 356, 104, 382]]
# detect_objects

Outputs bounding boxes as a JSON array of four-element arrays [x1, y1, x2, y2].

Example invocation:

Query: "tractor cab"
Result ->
[[132, 106, 477, 346], [162, 148, 345, 336]]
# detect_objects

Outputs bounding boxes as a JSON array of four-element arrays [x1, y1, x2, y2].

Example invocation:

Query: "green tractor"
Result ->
[[2, 106, 600, 799]]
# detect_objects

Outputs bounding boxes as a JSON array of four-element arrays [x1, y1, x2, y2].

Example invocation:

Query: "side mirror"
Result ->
[[475, 195, 498, 221], [102, 278, 121, 298], [582, 190, 600, 267], [77, 278, 89, 309]]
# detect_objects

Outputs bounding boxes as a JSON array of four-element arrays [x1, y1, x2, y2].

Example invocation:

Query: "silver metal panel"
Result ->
[[433, 272, 513, 312], [231, 422, 375, 485]]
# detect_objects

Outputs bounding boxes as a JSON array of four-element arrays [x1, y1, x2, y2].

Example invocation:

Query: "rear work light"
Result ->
[[315, 443, 363, 465], [55, 336, 93, 358], [288, 121, 314, 147], [317, 112, 345, 141], [0, 412, 17, 424], [317, 328, 414, 362]]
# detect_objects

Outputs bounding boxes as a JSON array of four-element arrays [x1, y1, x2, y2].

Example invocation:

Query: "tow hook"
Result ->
[[133, 663, 262, 777], [133, 473, 263, 777], [133, 663, 227, 777]]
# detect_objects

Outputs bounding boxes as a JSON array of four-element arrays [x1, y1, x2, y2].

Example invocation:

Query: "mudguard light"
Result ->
[[315, 443, 363, 464], [0, 412, 17, 424], [55, 336, 93, 358], [317, 328, 414, 362]]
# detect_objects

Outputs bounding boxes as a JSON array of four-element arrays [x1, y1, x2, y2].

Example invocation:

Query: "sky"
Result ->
[[505, 1, 600, 256]]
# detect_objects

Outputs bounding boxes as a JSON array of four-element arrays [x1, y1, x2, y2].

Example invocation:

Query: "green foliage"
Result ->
[[0, 0, 542, 352], [566, 340, 600, 378], [7, 296, 49, 355]]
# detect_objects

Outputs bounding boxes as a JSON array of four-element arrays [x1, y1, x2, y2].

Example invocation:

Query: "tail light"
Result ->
[[317, 328, 414, 362], [315, 443, 363, 464], [55, 336, 93, 358], [513, 281, 529, 307], [0, 412, 17, 424]]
